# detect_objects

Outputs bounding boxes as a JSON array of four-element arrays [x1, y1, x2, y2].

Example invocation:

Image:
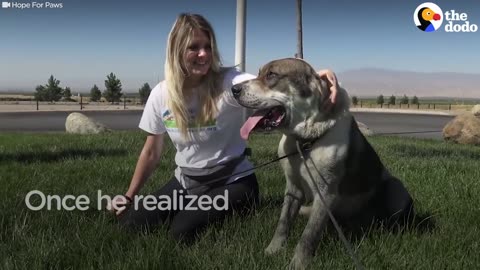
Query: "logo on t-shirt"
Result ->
[[162, 110, 217, 131]]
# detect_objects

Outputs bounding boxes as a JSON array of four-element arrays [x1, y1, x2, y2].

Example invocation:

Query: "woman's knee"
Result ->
[[117, 209, 150, 232], [169, 205, 233, 243], [225, 174, 260, 212], [170, 223, 201, 244], [117, 206, 170, 233]]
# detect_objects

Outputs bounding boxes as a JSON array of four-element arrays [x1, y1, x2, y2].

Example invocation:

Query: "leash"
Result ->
[[185, 148, 303, 191], [295, 141, 366, 270], [187, 129, 443, 191]]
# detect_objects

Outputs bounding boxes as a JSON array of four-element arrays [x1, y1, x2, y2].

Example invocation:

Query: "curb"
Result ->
[[350, 108, 457, 116], [0, 108, 144, 114]]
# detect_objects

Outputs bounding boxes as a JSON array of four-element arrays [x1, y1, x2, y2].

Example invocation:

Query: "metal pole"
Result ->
[[235, 0, 247, 120], [235, 0, 246, 72], [296, 0, 303, 59]]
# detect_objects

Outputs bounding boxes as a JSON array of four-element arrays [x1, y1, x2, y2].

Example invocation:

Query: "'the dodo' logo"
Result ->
[[414, 3, 443, 32], [414, 2, 478, 33]]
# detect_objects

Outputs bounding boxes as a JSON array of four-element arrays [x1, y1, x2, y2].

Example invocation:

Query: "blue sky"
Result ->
[[0, 0, 479, 93]]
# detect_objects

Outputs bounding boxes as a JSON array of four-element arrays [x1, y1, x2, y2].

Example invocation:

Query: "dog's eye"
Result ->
[[266, 71, 278, 80]]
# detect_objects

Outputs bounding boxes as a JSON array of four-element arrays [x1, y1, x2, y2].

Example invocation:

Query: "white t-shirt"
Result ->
[[139, 68, 256, 189]]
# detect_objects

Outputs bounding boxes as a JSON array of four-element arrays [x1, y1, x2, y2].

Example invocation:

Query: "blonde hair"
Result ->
[[164, 13, 225, 140]]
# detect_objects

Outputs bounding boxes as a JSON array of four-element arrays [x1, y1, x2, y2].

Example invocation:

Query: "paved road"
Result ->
[[0, 110, 454, 139], [352, 112, 453, 139], [0, 111, 143, 133]]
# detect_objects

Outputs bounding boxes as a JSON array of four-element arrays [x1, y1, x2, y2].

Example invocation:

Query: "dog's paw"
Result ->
[[265, 238, 286, 255], [288, 254, 311, 270]]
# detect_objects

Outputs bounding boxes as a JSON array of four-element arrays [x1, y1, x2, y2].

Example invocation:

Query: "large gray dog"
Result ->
[[231, 58, 414, 270]]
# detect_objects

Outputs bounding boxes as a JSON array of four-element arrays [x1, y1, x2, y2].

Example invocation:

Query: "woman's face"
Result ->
[[184, 29, 212, 82]]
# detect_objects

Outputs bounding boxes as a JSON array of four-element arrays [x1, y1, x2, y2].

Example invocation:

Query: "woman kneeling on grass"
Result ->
[[108, 13, 339, 244]]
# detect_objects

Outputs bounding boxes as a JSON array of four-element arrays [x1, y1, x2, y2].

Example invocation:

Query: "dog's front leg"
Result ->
[[289, 192, 335, 270], [265, 180, 304, 255]]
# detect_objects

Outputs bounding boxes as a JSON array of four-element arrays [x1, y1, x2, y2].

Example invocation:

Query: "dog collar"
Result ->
[[296, 138, 320, 155]]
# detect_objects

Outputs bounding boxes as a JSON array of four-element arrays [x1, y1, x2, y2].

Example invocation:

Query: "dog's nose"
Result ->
[[231, 84, 243, 98]]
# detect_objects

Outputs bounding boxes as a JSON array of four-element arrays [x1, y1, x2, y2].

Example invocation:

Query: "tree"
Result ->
[[376, 94, 384, 105], [103, 73, 123, 104], [63, 87, 72, 101], [139, 83, 152, 105], [388, 95, 396, 105], [351, 96, 359, 106], [46, 75, 64, 102], [400, 94, 409, 104], [411, 96, 419, 105], [90, 84, 101, 102], [34, 75, 63, 101], [34, 85, 46, 101]]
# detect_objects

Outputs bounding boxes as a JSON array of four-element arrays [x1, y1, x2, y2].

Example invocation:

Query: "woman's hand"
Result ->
[[317, 69, 338, 104], [106, 195, 133, 217]]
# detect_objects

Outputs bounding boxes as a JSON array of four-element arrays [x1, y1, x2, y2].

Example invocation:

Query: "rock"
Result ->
[[443, 113, 480, 145], [357, 121, 374, 136], [65, 112, 110, 134], [472, 104, 480, 117]]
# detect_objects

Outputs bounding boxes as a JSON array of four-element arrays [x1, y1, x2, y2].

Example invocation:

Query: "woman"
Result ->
[[109, 13, 339, 243]]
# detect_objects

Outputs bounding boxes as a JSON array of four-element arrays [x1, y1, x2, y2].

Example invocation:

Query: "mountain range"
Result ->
[[337, 68, 480, 99]]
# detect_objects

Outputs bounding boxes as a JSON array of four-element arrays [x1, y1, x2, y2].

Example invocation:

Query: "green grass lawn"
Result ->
[[1, 131, 479, 269]]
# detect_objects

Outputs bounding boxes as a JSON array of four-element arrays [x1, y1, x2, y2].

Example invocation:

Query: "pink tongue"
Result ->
[[240, 110, 268, 140]]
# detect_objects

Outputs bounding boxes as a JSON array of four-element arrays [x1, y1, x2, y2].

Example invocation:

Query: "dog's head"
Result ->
[[232, 58, 349, 140]]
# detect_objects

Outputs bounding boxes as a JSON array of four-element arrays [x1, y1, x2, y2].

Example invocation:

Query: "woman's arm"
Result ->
[[125, 133, 165, 198], [110, 133, 165, 216], [230, 67, 339, 106]]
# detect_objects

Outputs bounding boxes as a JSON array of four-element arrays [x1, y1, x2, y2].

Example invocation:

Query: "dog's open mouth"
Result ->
[[240, 106, 286, 140]]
